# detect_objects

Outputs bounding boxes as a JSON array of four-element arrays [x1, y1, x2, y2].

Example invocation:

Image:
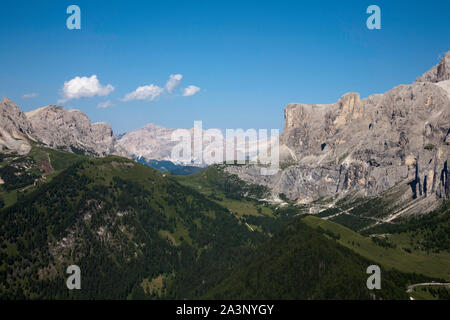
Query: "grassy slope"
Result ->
[[303, 215, 450, 280]]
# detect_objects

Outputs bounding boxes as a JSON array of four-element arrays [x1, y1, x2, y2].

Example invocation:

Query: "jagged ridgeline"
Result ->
[[0, 155, 268, 299]]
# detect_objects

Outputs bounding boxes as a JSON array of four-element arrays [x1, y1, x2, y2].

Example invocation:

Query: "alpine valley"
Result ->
[[0, 53, 449, 300]]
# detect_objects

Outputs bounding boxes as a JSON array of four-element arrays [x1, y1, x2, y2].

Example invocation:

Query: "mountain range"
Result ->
[[0, 52, 449, 300], [1, 52, 449, 217]]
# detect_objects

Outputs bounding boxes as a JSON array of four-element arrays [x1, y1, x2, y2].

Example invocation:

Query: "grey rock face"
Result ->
[[26, 105, 114, 156], [0, 98, 35, 154], [227, 52, 450, 206]]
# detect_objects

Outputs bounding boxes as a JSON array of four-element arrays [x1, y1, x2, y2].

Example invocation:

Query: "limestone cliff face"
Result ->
[[0, 98, 35, 154], [26, 105, 114, 156], [226, 52, 450, 208]]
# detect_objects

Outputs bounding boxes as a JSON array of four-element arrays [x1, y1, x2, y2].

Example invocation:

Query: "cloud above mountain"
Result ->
[[165, 74, 183, 94], [182, 85, 200, 96], [121, 84, 164, 102], [97, 100, 115, 109], [56, 73, 200, 106], [122, 74, 200, 102], [58, 75, 114, 103]]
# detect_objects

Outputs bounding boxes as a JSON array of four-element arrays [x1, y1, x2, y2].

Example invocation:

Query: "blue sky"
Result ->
[[0, 0, 449, 134]]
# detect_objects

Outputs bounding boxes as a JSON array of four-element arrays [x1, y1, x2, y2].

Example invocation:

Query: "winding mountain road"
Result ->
[[407, 282, 450, 293]]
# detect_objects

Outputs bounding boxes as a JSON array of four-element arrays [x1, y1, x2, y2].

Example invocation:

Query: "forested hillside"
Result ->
[[205, 217, 435, 299], [0, 156, 267, 299]]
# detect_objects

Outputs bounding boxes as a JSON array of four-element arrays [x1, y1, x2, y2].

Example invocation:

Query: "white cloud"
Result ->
[[22, 93, 39, 99], [97, 100, 115, 109], [58, 75, 114, 103], [121, 84, 164, 102], [165, 74, 183, 94], [182, 85, 200, 97]]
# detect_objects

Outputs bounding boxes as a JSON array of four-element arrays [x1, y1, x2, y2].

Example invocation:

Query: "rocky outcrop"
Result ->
[[0, 98, 35, 154], [226, 52, 450, 207], [26, 105, 114, 156]]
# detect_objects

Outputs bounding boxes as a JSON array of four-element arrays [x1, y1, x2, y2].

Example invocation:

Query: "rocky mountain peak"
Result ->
[[143, 122, 166, 129], [416, 51, 450, 83], [26, 104, 114, 156], [1, 97, 14, 104]]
